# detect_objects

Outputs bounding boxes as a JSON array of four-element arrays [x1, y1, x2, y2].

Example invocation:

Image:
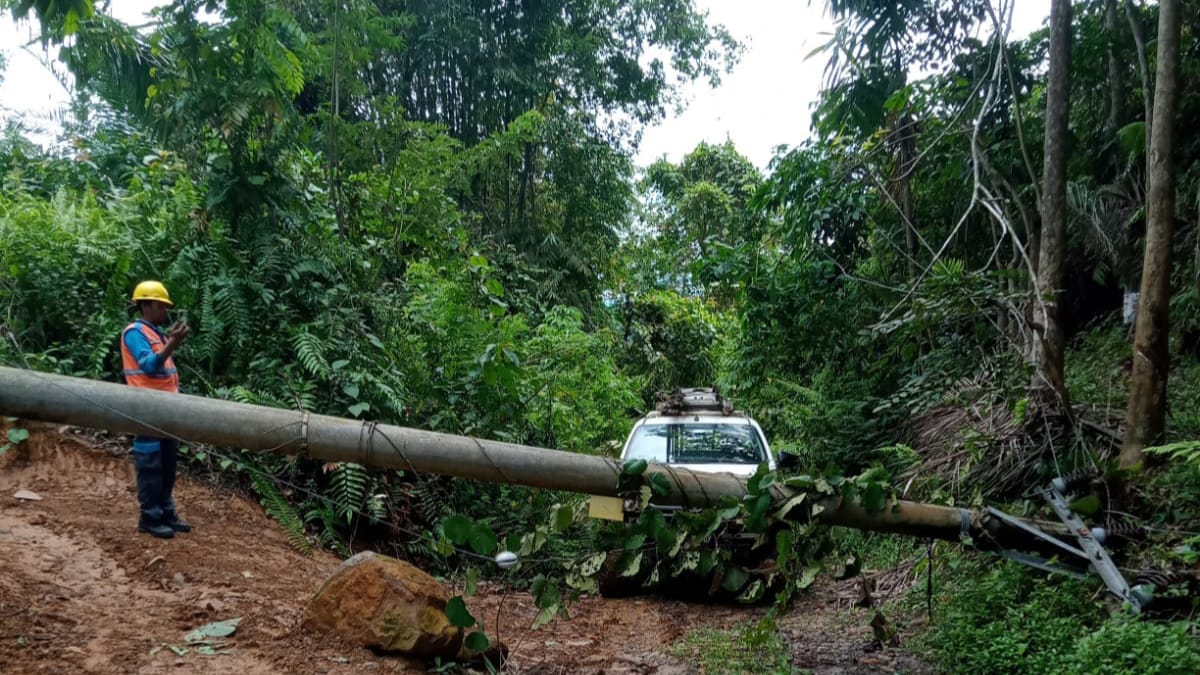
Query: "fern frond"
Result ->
[[305, 504, 352, 558], [1144, 441, 1200, 465], [330, 462, 369, 524], [251, 473, 313, 557], [292, 330, 331, 379], [366, 493, 388, 523], [213, 280, 251, 348]]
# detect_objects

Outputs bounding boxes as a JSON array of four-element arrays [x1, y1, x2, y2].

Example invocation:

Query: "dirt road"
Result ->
[[0, 424, 929, 673]]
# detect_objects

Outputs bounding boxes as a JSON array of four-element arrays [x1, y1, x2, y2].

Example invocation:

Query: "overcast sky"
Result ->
[[0, 1, 1050, 170]]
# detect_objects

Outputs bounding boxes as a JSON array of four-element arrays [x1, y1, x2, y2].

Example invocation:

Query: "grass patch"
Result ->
[[669, 618, 793, 674], [917, 553, 1200, 674], [1066, 320, 1200, 440]]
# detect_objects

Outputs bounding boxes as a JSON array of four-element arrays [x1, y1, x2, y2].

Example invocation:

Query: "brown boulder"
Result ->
[[302, 551, 465, 657]]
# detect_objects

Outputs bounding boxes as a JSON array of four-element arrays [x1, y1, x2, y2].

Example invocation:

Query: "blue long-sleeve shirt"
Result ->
[[123, 319, 171, 376], [124, 320, 174, 453]]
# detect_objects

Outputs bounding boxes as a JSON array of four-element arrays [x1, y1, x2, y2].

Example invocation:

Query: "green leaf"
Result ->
[[342, 382, 360, 399], [776, 529, 797, 561], [621, 458, 648, 476], [469, 522, 497, 555], [464, 567, 479, 596], [1069, 494, 1101, 517], [444, 596, 476, 628], [738, 580, 765, 603], [618, 552, 643, 577], [745, 493, 772, 531], [797, 566, 819, 590], [647, 473, 672, 497], [674, 550, 701, 574], [552, 503, 574, 532], [347, 402, 370, 417], [721, 566, 750, 592], [531, 575, 561, 610], [747, 464, 771, 494], [0, 444, 9, 454], [7, 428, 30, 444], [653, 522, 677, 554], [784, 474, 815, 490], [1116, 121, 1146, 156], [443, 515, 472, 545], [772, 493, 807, 520], [184, 617, 242, 642], [577, 552, 606, 577], [464, 631, 490, 652], [638, 485, 653, 509], [533, 606, 557, 629], [862, 483, 885, 513]]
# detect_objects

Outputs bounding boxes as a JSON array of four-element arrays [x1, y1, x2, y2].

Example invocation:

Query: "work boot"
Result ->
[[164, 512, 191, 533], [138, 517, 175, 539]]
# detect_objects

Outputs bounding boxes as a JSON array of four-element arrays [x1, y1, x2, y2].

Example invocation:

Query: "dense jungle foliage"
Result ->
[[4, 0, 1200, 670]]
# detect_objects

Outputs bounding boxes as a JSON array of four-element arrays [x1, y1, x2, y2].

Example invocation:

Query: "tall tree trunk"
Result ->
[[1125, 0, 1153, 153], [1104, 0, 1124, 144], [1121, 0, 1181, 469], [1034, 0, 1072, 403]]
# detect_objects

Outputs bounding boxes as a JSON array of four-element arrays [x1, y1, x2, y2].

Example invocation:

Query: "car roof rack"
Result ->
[[655, 387, 734, 416]]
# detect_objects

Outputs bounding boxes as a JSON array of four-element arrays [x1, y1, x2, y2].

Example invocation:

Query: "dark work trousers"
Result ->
[[133, 437, 179, 523]]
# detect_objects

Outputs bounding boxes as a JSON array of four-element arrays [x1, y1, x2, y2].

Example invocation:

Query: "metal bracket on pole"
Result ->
[[988, 478, 1148, 613], [1040, 483, 1147, 612], [985, 506, 1088, 559], [997, 549, 1087, 579], [299, 411, 310, 459]]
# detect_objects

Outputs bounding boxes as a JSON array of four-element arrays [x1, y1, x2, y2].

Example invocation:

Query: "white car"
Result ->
[[619, 406, 776, 479], [593, 388, 789, 596], [590, 388, 793, 523], [621, 387, 795, 484]]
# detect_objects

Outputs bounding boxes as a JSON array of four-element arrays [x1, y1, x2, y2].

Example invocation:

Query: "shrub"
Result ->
[[1066, 616, 1200, 675], [921, 559, 1104, 674]]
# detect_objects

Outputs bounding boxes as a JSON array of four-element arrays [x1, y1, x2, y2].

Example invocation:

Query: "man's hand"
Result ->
[[168, 321, 191, 343], [164, 322, 190, 356]]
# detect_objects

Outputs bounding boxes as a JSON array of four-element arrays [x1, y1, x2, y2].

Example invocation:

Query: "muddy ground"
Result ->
[[0, 424, 931, 674]]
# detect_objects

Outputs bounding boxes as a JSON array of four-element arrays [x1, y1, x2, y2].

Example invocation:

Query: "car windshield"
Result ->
[[624, 423, 766, 465]]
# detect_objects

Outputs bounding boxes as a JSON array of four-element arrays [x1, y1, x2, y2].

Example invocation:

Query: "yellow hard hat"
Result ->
[[131, 280, 174, 306]]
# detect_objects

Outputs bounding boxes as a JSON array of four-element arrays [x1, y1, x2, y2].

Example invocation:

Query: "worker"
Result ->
[[121, 280, 192, 539]]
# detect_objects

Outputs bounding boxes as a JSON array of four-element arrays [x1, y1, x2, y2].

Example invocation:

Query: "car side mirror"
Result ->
[[777, 451, 802, 470]]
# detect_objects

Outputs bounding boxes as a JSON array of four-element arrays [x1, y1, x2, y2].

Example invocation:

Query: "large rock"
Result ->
[[303, 551, 466, 657]]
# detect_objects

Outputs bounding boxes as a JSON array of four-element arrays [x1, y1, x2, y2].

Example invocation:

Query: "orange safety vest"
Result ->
[[120, 321, 180, 393]]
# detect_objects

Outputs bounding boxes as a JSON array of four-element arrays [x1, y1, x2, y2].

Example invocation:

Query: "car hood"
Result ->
[[671, 463, 763, 478]]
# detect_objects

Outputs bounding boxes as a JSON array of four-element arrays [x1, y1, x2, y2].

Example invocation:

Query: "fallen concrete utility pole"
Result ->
[[0, 366, 1039, 548]]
